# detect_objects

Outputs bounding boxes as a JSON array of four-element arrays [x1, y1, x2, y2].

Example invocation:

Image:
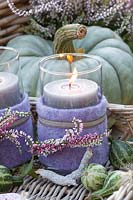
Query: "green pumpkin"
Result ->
[[109, 139, 133, 169], [0, 165, 13, 192], [0, 165, 23, 192], [81, 163, 108, 191], [4, 24, 133, 104], [91, 170, 132, 199]]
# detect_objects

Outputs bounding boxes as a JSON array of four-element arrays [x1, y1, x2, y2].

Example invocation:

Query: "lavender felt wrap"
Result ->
[[37, 96, 109, 174], [0, 93, 33, 168]]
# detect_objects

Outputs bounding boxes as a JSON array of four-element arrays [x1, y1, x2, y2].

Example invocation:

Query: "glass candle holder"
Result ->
[[0, 47, 24, 109], [39, 53, 102, 109]]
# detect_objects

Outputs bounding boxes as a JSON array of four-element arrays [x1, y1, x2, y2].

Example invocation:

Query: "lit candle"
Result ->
[[43, 78, 99, 109], [0, 72, 21, 109]]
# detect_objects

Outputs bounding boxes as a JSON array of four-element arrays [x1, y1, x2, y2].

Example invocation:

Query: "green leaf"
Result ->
[[28, 169, 39, 179], [18, 156, 34, 178]]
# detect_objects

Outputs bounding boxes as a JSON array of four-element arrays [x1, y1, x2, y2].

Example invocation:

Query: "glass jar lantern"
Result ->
[[39, 53, 102, 109], [0, 47, 24, 109], [0, 47, 33, 168], [38, 53, 109, 174]]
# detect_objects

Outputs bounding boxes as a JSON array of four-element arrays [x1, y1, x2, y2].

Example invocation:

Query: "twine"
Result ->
[[38, 113, 106, 129]]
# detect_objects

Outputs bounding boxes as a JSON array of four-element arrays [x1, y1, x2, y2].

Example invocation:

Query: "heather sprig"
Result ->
[[0, 108, 30, 131], [0, 109, 109, 157], [30, 118, 110, 157], [7, 0, 133, 40], [0, 108, 33, 152]]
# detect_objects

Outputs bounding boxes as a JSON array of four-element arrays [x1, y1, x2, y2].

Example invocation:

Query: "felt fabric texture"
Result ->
[[37, 96, 109, 174], [0, 93, 33, 168]]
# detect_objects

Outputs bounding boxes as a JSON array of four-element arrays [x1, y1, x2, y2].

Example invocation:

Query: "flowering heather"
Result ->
[[7, 0, 133, 39], [0, 110, 109, 156], [30, 118, 110, 156], [0, 109, 33, 151]]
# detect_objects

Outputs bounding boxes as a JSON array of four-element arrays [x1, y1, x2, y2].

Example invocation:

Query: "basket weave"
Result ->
[[0, 0, 29, 46], [108, 103, 133, 143], [10, 165, 133, 200]]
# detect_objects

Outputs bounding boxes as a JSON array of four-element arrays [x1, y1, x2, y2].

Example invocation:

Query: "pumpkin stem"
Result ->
[[53, 24, 87, 54]]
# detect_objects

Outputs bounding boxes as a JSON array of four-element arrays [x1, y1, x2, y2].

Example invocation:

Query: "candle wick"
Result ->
[[69, 63, 72, 73], [69, 83, 72, 90]]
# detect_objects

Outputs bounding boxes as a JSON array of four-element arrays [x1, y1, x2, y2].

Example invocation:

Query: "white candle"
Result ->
[[43, 79, 99, 109], [0, 72, 21, 109]]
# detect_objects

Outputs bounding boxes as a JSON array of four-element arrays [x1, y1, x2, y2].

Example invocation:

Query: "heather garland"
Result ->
[[0, 110, 110, 156], [29, 118, 110, 157]]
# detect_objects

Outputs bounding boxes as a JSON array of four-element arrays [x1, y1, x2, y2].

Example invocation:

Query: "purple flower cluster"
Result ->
[[0, 109, 109, 157], [30, 118, 110, 156], [7, 0, 133, 39], [0, 109, 32, 151]]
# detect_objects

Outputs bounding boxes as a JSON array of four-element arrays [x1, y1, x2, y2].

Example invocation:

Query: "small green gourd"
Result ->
[[81, 163, 108, 191], [109, 139, 133, 169], [91, 170, 132, 200], [0, 165, 13, 192], [0, 165, 23, 192]]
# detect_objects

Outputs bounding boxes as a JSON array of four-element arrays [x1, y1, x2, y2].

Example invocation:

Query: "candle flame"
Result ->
[[67, 54, 73, 64], [69, 68, 78, 89]]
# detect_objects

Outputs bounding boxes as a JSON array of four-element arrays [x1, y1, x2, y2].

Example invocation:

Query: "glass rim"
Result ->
[[39, 53, 102, 76], [0, 46, 19, 66]]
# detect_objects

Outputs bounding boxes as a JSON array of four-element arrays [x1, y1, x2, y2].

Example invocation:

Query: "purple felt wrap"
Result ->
[[37, 96, 109, 174], [0, 93, 33, 168]]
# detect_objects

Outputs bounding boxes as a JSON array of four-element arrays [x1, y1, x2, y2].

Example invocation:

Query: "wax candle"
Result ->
[[0, 72, 21, 109], [43, 79, 99, 108]]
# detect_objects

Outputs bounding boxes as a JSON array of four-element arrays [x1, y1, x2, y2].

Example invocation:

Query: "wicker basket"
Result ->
[[0, 1, 133, 199], [0, 0, 29, 46], [10, 163, 133, 200]]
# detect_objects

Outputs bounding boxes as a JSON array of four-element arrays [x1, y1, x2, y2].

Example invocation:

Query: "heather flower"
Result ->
[[7, 0, 133, 40], [0, 108, 110, 157], [0, 108, 32, 152], [29, 118, 110, 157]]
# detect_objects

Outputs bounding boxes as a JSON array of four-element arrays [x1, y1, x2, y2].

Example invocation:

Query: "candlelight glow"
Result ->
[[59, 53, 64, 58], [69, 68, 78, 88], [67, 54, 73, 64]]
